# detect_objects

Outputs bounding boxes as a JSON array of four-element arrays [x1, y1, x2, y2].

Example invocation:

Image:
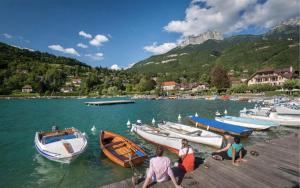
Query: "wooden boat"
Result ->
[[215, 115, 279, 130], [157, 121, 223, 148], [99, 130, 147, 168], [189, 116, 253, 137], [131, 124, 182, 155], [35, 127, 87, 163]]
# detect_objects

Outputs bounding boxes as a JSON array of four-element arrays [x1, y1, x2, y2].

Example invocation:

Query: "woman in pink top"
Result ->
[[142, 146, 182, 188]]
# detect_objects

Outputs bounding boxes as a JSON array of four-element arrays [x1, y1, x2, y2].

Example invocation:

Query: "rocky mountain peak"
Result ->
[[179, 30, 223, 47], [272, 17, 300, 29]]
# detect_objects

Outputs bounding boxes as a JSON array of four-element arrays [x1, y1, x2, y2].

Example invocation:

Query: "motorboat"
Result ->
[[35, 126, 87, 163], [240, 108, 300, 127]]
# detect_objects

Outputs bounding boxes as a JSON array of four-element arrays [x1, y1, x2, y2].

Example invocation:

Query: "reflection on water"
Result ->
[[0, 98, 298, 187]]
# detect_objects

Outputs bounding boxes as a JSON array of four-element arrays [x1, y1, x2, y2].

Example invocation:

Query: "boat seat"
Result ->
[[104, 141, 124, 148], [186, 130, 202, 135], [63, 142, 74, 153]]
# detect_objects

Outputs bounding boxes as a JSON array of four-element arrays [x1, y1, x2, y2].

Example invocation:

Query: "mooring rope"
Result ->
[[55, 164, 68, 188]]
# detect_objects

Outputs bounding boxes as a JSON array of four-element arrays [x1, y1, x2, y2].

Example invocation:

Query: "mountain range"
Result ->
[[130, 17, 300, 80]]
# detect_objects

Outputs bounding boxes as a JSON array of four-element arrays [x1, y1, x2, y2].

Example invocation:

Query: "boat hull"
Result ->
[[131, 124, 181, 155], [189, 118, 252, 138], [100, 130, 147, 168], [34, 129, 88, 164], [240, 113, 300, 127], [158, 122, 223, 148], [215, 117, 271, 130]]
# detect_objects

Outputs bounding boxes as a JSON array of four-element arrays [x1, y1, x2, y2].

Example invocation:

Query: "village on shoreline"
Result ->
[[1, 66, 299, 100]]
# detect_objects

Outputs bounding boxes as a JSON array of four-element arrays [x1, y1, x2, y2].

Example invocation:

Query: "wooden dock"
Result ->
[[85, 100, 135, 106], [101, 133, 300, 188]]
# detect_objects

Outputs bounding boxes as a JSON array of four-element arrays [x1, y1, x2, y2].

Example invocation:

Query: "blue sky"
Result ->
[[0, 0, 298, 69]]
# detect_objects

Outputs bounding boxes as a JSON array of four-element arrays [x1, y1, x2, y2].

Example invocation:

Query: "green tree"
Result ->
[[210, 65, 230, 91], [231, 83, 248, 93], [45, 69, 66, 92], [283, 79, 299, 90], [107, 86, 118, 95], [137, 77, 156, 92], [199, 73, 210, 84], [248, 84, 276, 93]]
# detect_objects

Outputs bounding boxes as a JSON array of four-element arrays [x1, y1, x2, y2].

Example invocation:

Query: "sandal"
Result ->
[[250, 150, 259, 157], [212, 155, 223, 161]]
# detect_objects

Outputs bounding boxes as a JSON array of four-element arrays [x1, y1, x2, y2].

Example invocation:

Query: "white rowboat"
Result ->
[[131, 124, 182, 154], [157, 121, 223, 148]]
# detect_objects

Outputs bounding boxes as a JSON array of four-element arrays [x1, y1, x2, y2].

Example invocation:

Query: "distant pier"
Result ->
[[85, 100, 135, 106]]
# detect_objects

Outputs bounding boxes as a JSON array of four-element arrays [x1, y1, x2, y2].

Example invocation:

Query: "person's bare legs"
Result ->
[[236, 150, 247, 162]]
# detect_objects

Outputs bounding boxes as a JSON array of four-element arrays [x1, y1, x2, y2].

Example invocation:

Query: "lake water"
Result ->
[[0, 98, 297, 187]]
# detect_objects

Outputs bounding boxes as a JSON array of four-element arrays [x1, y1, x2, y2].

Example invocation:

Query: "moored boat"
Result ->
[[131, 124, 182, 154], [157, 121, 223, 148], [35, 126, 87, 163], [275, 106, 300, 115], [189, 116, 253, 137], [240, 108, 300, 127], [215, 115, 279, 130], [100, 130, 147, 168]]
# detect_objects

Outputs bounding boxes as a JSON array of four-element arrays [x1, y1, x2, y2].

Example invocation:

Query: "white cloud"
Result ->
[[85, 52, 104, 60], [3, 33, 12, 39], [144, 42, 177, 55], [164, 0, 299, 36], [79, 31, 92, 39], [77, 43, 88, 48], [127, 63, 135, 69], [111, 64, 121, 70], [89, 34, 109, 46], [48, 44, 80, 56]]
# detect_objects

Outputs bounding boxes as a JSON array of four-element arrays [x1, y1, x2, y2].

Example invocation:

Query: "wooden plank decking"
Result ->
[[102, 133, 300, 188], [85, 100, 135, 106]]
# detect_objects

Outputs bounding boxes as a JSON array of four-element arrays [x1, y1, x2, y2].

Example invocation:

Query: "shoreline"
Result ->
[[0, 93, 297, 100]]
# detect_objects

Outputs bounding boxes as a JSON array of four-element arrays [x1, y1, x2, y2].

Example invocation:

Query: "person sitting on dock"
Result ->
[[212, 135, 247, 166], [178, 139, 195, 173], [212, 134, 234, 157], [142, 146, 182, 188]]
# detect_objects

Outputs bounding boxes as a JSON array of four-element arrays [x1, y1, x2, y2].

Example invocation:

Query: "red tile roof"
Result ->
[[161, 81, 177, 86]]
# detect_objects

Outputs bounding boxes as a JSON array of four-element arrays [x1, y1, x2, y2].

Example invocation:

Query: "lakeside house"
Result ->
[[247, 66, 299, 86], [72, 78, 82, 87], [161, 81, 177, 91], [22, 85, 33, 93], [192, 83, 209, 92], [229, 77, 242, 87], [60, 87, 73, 93]]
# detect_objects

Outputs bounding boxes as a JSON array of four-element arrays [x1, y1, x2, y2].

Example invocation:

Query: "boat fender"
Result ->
[[127, 120, 131, 128], [207, 126, 210, 131], [152, 118, 155, 125]]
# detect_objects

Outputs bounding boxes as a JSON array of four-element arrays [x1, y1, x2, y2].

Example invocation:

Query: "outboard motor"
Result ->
[[52, 125, 59, 132]]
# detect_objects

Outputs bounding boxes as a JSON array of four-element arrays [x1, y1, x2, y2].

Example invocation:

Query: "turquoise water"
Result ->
[[0, 98, 297, 188]]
